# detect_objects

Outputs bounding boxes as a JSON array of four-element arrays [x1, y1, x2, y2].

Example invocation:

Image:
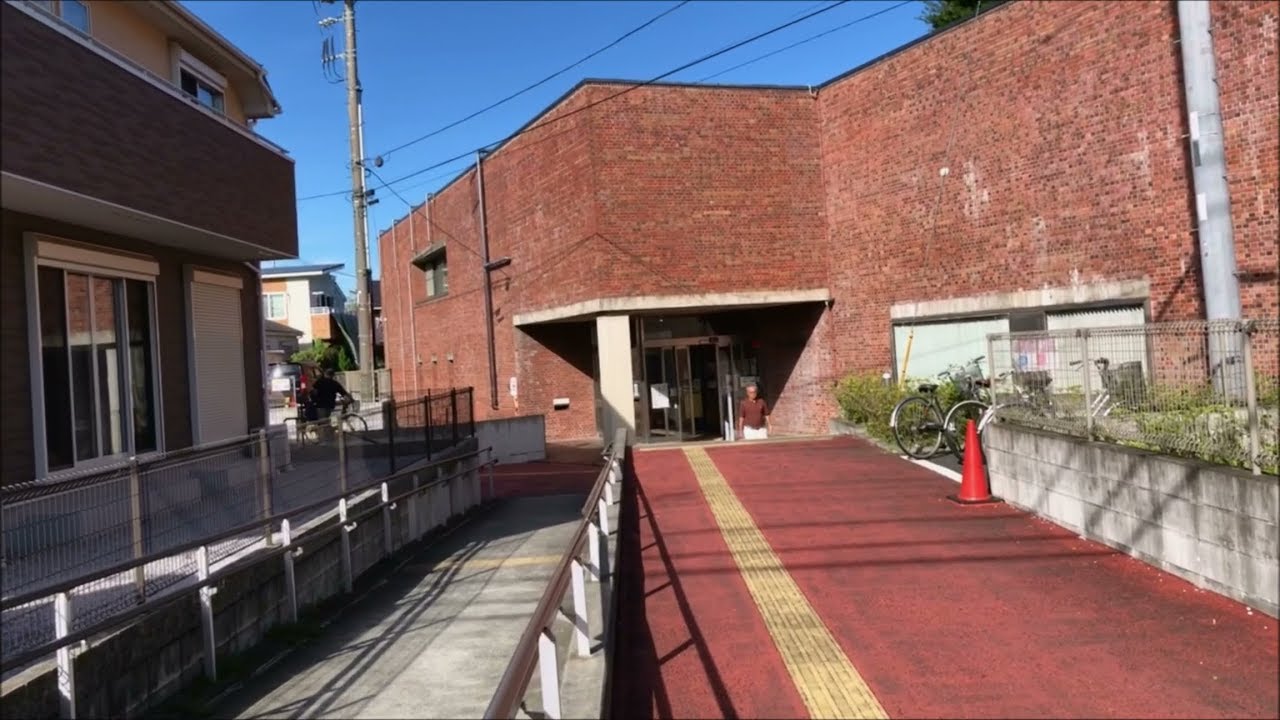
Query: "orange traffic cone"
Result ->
[[948, 419, 1001, 505]]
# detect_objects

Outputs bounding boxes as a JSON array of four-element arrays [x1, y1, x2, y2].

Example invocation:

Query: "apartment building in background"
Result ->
[[377, 0, 1278, 445], [261, 263, 354, 350], [0, 0, 298, 483]]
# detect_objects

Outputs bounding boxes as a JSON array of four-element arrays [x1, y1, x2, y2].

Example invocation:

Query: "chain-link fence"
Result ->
[[1, 387, 476, 668], [987, 319, 1279, 475]]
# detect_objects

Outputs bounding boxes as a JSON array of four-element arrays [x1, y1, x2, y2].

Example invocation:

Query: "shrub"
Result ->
[[834, 373, 906, 444], [834, 373, 969, 445]]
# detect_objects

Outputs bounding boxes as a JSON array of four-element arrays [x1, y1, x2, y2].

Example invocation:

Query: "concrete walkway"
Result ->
[[196, 493, 586, 720]]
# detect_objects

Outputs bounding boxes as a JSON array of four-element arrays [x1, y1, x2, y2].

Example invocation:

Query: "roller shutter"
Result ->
[[189, 272, 248, 444]]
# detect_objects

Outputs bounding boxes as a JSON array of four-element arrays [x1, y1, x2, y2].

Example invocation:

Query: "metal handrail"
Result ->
[[1, 450, 498, 674], [484, 428, 627, 720], [1, 447, 488, 611]]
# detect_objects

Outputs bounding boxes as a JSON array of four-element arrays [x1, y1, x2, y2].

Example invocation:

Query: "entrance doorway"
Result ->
[[641, 336, 753, 442]]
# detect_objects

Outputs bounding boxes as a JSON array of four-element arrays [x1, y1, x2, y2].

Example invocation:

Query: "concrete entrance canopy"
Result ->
[[512, 289, 833, 327]]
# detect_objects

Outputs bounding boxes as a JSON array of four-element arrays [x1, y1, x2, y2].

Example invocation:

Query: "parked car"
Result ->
[[268, 361, 320, 407]]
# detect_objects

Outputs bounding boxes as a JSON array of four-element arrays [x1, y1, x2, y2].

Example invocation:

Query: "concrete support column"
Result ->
[[595, 314, 635, 443]]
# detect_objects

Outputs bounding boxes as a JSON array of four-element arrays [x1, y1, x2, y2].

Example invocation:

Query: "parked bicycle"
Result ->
[[1071, 356, 1149, 419], [890, 357, 991, 460], [976, 367, 1060, 434]]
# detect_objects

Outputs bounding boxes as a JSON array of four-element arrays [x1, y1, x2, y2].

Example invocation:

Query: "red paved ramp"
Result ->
[[613, 436, 1279, 719]]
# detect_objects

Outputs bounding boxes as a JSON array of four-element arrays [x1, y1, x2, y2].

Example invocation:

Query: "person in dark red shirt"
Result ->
[[736, 383, 771, 440]]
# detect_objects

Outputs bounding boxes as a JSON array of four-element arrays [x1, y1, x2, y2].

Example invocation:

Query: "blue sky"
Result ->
[[181, 0, 932, 293]]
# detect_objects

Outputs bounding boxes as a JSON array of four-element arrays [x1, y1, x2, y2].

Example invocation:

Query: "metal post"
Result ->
[[538, 629, 562, 720], [587, 520, 601, 583], [422, 395, 430, 456], [281, 519, 299, 623], [570, 559, 590, 657], [986, 335, 997, 406], [128, 459, 145, 603], [597, 519, 611, 583], [450, 389, 459, 447], [385, 402, 398, 474], [337, 424, 348, 495], [1080, 330, 1095, 439], [425, 394, 434, 461], [339, 498, 354, 594], [409, 472, 420, 540], [1241, 322, 1261, 475], [54, 591, 75, 719], [381, 481, 394, 556], [197, 545, 217, 680], [258, 429, 274, 546], [342, 0, 375, 398]]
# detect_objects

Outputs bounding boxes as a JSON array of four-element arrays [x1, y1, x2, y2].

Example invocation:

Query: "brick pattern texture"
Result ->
[[379, 0, 1280, 442], [0, 3, 298, 257]]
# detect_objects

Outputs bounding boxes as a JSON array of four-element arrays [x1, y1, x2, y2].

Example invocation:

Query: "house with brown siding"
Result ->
[[1, 0, 299, 483]]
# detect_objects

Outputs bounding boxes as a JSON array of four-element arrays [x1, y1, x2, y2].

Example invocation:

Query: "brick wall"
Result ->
[[0, 3, 297, 258], [378, 0, 1279, 442], [821, 0, 1206, 381], [1211, 1, 1280, 319]]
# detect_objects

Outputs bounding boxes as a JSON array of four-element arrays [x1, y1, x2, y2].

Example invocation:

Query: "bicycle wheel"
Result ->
[[342, 412, 368, 434], [891, 396, 944, 459], [944, 400, 988, 459]]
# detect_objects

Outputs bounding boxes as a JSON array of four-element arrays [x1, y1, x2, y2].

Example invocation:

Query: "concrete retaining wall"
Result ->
[[476, 415, 546, 465], [985, 423, 1279, 616], [1, 440, 483, 719]]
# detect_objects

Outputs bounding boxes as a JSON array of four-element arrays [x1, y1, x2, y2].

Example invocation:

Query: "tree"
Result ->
[[291, 339, 341, 370], [921, 0, 990, 32]]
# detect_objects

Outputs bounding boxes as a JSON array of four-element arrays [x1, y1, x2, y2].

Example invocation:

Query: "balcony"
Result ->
[[0, 2, 298, 261]]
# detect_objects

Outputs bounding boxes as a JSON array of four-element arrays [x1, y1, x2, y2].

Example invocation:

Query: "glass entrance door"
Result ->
[[716, 344, 738, 441], [674, 346, 694, 440]]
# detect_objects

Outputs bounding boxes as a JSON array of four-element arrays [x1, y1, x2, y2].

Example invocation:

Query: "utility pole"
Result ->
[[341, 0, 375, 401]]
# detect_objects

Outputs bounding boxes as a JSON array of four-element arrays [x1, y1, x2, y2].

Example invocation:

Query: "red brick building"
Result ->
[[378, 0, 1278, 444]]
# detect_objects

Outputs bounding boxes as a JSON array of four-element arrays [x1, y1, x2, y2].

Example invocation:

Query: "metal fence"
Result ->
[[986, 319, 1279, 475], [0, 387, 476, 669], [485, 428, 627, 720], [334, 368, 393, 402]]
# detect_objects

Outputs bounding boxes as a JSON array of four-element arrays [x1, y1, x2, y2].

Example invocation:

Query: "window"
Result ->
[[425, 252, 449, 298], [26, 0, 88, 33], [36, 267, 160, 473], [263, 293, 287, 320], [179, 68, 225, 114], [310, 292, 334, 315]]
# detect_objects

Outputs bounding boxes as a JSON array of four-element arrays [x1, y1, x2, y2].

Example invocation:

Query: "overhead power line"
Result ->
[[697, 0, 913, 83], [373, 0, 691, 162], [348, 0, 853, 195]]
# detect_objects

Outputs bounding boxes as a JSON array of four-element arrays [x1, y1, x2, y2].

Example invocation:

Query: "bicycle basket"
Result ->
[[1011, 369, 1052, 391]]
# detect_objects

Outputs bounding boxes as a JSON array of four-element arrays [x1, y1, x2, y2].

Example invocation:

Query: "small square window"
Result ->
[[179, 68, 226, 115], [61, 0, 89, 32]]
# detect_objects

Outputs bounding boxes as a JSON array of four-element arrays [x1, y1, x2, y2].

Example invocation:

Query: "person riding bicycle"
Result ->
[[310, 369, 354, 423]]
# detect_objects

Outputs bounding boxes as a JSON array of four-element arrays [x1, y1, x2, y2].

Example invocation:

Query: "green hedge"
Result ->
[[834, 373, 966, 444]]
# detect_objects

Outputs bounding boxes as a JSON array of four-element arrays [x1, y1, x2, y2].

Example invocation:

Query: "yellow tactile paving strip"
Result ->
[[682, 446, 888, 720]]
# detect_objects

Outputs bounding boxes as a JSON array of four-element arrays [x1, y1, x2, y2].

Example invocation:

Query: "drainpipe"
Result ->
[[406, 197, 423, 398], [477, 150, 499, 410], [243, 261, 270, 430], [1177, 1, 1243, 388]]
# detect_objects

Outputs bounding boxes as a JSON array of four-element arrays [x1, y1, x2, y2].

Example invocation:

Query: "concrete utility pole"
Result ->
[[342, 0, 375, 400]]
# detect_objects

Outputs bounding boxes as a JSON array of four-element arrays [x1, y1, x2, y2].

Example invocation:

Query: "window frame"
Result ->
[[26, 0, 89, 34], [24, 235, 166, 479], [263, 292, 288, 320], [172, 45, 228, 116], [424, 254, 449, 299]]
